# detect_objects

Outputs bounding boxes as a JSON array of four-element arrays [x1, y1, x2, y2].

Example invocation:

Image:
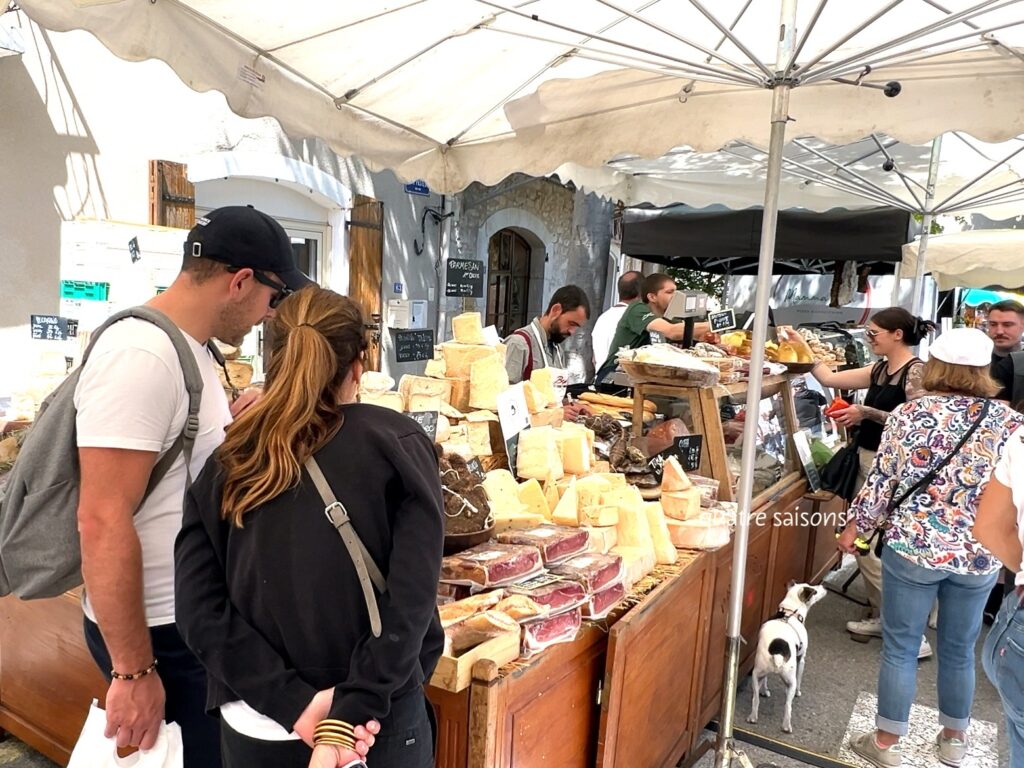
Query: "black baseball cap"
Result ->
[[185, 205, 315, 291]]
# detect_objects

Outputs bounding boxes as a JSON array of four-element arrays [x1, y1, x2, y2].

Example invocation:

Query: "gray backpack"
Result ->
[[0, 306, 216, 599]]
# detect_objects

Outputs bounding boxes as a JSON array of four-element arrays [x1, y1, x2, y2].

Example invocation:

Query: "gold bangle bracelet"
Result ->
[[316, 719, 356, 729], [314, 724, 356, 735], [314, 737, 355, 749]]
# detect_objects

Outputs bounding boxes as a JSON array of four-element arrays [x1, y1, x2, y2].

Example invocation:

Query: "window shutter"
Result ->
[[148, 160, 195, 229]]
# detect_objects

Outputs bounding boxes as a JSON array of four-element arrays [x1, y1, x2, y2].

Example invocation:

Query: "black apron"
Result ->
[[856, 358, 919, 452]]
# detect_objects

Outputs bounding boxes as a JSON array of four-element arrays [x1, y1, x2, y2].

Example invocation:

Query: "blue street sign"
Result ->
[[404, 179, 430, 196], [394, 282, 403, 294]]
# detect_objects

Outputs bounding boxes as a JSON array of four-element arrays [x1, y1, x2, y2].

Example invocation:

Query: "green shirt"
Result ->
[[606, 300, 657, 363]]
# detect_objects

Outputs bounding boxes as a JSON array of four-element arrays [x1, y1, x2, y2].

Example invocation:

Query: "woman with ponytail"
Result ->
[[175, 287, 444, 768]]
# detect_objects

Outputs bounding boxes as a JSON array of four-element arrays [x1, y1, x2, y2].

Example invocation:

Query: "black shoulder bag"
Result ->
[[868, 399, 991, 557]]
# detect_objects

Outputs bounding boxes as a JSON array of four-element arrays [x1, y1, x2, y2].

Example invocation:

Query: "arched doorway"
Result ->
[[486, 228, 532, 337]]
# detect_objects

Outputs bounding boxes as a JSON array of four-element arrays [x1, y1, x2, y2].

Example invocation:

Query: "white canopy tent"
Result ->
[[16, 1, 1024, 764], [903, 228, 1024, 289]]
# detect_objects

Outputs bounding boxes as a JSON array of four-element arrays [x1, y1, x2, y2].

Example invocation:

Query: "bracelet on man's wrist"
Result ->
[[110, 659, 158, 681]]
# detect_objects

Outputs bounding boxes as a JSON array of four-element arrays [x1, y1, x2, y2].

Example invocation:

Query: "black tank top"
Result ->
[[856, 358, 920, 451]]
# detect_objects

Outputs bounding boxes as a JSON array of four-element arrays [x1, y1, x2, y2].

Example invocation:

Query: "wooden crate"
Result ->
[[430, 632, 520, 694]]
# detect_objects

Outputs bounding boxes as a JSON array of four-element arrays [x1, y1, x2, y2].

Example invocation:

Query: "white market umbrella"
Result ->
[[903, 228, 1024, 289], [16, 2, 1024, 765]]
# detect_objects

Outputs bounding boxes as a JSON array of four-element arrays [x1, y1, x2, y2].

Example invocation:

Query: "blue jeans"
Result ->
[[983, 590, 1024, 767], [876, 545, 997, 736]]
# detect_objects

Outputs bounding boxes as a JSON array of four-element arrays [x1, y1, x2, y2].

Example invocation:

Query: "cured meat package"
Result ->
[[440, 543, 544, 588], [581, 581, 627, 620], [549, 553, 624, 594], [507, 574, 587, 615], [495, 525, 590, 565], [522, 607, 583, 655]]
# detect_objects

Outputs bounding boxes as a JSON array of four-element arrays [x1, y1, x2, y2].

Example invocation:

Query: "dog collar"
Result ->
[[773, 609, 805, 624]]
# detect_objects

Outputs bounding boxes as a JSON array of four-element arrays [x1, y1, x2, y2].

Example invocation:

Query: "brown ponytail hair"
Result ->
[[218, 287, 367, 526]]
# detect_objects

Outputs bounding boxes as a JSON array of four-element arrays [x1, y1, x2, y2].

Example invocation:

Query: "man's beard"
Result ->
[[216, 302, 255, 347], [548, 329, 568, 346]]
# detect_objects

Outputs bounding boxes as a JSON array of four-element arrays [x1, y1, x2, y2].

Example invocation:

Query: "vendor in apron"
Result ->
[[504, 285, 593, 420]]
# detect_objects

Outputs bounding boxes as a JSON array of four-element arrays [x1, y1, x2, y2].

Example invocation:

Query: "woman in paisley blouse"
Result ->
[[839, 328, 1024, 768]]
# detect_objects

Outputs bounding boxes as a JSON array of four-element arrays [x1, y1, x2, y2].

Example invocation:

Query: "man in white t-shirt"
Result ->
[[75, 206, 313, 766], [976, 427, 1024, 765], [591, 270, 642, 372]]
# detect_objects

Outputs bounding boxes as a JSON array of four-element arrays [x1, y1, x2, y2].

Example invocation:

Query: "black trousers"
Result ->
[[84, 617, 222, 768], [220, 689, 435, 768]]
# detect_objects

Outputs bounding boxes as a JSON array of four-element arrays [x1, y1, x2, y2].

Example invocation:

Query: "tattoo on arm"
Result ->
[[860, 405, 890, 425], [905, 362, 926, 400]]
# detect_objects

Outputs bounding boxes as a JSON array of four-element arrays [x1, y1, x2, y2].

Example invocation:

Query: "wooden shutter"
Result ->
[[348, 195, 384, 371], [148, 160, 195, 229]]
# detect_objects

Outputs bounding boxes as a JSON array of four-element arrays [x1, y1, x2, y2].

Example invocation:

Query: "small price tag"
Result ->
[[406, 410, 439, 442], [708, 308, 737, 333], [649, 434, 704, 477]]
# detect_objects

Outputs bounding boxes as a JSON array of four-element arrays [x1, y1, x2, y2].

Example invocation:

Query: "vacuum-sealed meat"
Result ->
[[495, 525, 589, 565], [522, 607, 582, 655], [687, 474, 720, 507], [549, 553, 624, 594], [446, 610, 521, 653], [438, 590, 506, 628], [440, 543, 543, 587], [507, 574, 586, 614], [581, 581, 626, 620]]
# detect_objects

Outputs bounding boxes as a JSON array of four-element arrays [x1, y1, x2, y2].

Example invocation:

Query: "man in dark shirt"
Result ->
[[987, 300, 1024, 401], [605, 272, 709, 359]]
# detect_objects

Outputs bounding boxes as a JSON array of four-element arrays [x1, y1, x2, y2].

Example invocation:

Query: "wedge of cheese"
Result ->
[[523, 381, 546, 414], [360, 390, 405, 413], [661, 488, 702, 521], [442, 343, 497, 379], [595, 472, 627, 487], [530, 407, 564, 428], [583, 525, 618, 554], [466, 422, 498, 456], [518, 479, 550, 520], [399, 375, 452, 404], [611, 486, 656, 562], [543, 480, 561, 516], [661, 456, 692, 492], [492, 509, 548, 533], [447, 377, 471, 411], [407, 393, 443, 413], [551, 476, 579, 526], [644, 502, 678, 565], [435, 414, 452, 444], [469, 354, 509, 411], [561, 422, 596, 453], [592, 460, 612, 474], [515, 427, 564, 482], [557, 429, 592, 475], [452, 312, 487, 345], [482, 469, 521, 503], [530, 368, 559, 408], [576, 476, 612, 510], [440, 441, 474, 461], [424, 358, 447, 379], [612, 545, 656, 589], [580, 505, 620, 527]]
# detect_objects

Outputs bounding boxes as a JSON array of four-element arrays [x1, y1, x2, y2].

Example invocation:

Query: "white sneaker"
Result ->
[[847, 617, 883, 637], [918, 637, 933, 660]]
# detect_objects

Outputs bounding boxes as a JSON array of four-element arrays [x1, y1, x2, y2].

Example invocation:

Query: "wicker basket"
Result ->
[[620, 360, 720, 388]]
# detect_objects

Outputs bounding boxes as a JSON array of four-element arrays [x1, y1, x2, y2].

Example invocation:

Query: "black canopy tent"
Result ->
[[621, 206, 913, 275]]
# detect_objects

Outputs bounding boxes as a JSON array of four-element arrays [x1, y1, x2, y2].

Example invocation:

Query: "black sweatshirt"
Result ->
[[174, 404, 445, 731]]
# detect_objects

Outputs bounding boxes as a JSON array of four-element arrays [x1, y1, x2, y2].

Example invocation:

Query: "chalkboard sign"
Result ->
[[649, 434, 704, 477], [394, 329, 435, 363], [708, 308, 737, 333], [406, 410, 439, 442], [30, 314, 76, 341], [466, 457, 485, 478], [445, 259, 484, 298]]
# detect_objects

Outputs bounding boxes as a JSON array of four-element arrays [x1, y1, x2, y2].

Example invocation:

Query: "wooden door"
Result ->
[[597, 556, 711, 768], [348, 195, 384, 371], [148, 160, 195, 229]]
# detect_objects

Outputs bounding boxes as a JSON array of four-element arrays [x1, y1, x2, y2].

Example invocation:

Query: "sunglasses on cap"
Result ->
[[228, 266, 293, 308]]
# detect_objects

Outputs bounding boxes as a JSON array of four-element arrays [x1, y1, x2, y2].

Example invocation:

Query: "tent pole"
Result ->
[[910, 136, 943, 316], [714, 2, 795, 766]]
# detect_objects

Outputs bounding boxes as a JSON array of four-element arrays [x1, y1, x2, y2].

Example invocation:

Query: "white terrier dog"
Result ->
[[747, 582, 827, 733]]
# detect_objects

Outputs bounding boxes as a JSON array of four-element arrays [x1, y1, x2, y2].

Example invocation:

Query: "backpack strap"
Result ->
[[83, 306, 205, 504], [1011, 352, 1024, 406], [512, 329, 535, 381], [304, 456, 386, 638]]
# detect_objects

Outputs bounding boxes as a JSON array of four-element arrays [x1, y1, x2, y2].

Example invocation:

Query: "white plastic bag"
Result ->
[[68, 700, 183, 768]]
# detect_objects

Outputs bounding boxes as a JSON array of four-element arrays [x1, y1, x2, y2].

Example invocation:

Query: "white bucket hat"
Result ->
[[929, 328, 993, 367]]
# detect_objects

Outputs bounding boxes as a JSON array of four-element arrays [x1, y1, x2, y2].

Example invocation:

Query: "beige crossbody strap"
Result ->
[[304, 457, 386, 638]]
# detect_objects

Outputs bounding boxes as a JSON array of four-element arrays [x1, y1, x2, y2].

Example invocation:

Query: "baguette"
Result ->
[[580, 392, 656, 412]]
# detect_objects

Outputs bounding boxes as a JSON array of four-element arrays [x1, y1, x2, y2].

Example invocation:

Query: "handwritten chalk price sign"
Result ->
[[708, 308, 737, 333], [649, 434, 704, 478], [405, 410, 439, 442], [30, 315, 77, 341], [445, 259, 484, 298], [394, 329, 435, 363]]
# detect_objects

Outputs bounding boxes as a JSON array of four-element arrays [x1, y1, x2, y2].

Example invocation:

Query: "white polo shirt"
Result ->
[[994, 424, 1024, 586]]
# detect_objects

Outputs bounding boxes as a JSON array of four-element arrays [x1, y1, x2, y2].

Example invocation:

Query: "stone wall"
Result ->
[[446, 175, 614, 379]]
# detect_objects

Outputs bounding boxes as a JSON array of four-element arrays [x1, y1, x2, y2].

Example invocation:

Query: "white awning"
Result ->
[[902, 229, 1024, 289]]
